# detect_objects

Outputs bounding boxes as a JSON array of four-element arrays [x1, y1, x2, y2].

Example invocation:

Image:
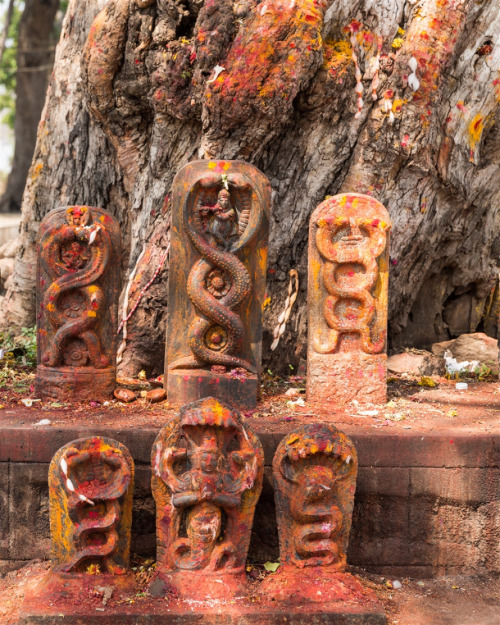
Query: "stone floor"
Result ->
[[0, 560, 498, 625]]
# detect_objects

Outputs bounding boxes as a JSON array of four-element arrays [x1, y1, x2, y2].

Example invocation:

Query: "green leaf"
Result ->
[[263, 561, 280, 572]]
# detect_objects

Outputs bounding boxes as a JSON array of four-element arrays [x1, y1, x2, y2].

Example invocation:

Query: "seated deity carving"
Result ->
[[151, 397, 264, 597]]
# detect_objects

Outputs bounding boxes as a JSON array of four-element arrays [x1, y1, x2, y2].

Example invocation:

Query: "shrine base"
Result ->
[[307, 352, 387, 405], [166, 369, 258, 409], [35, 366, 116, 401], [20, 571, 386, 625]]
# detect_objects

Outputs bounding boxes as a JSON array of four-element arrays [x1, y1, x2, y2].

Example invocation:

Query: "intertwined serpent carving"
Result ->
[[41, 207, 110, 368], [169, 174, 263, 373], [60, 445, 131, 573], [314, 206, 389, 355], [290, 465, 342, 567], [274, 425, 358, 571]]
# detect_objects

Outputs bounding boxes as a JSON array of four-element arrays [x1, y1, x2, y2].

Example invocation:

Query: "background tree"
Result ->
[[0, 0, 61, 213], [1, 0, 499, 377]]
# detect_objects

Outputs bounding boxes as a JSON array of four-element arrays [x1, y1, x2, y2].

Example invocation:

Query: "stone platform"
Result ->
[[1, 413, 498, 578], [19, 571, 386, 624]]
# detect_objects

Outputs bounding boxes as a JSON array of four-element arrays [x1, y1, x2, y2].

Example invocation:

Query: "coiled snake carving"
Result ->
[[314, 213, 388, 355], [41, 207, 110, 368], [289, 466, 342, 567], [60, 446, 131, 573], [169, 174, 263, 373]]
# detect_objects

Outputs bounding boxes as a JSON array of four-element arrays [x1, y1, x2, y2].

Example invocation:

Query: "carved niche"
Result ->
[[307, 193, 392, 404], [49, 437, 134, 574], [151, 397, 264, 598], [35, 206, 121, 401], [273, 424, 358, 572], [164, 161, 271, 409]]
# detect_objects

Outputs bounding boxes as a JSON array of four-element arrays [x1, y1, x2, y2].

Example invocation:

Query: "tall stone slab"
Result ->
[[35, 205, 121, 401], [49, 436, 134, 574], [151, 397, 264, 599], [19, 437, 135, 623], [272, 424, 358, 572], [261, 424, 385, 622], [307, 193, 391, 404], [165, 160, 271, 409]]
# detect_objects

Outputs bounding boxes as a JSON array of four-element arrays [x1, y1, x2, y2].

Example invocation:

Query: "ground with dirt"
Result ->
[[0, 366, 498, 435], [0, 559, 498, 625], [0, 367, 498, 623]]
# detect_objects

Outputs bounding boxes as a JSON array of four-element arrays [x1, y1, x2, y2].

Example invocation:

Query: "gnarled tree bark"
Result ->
[[1, 0, 499, 377]]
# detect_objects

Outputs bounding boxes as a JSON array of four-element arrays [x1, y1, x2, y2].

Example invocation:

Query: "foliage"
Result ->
[[444, 364, 495, 381], [0, 0, 67, 129], [418, 376, 438, 388], [0, 362, 34, 393], [0, 0, 22, 128], [263, 561, 280, 572], [474, 364, 493, 381], [0, 325, 36, 366]]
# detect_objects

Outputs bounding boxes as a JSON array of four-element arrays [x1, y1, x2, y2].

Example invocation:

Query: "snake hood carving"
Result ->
[[312, 194, 391, 355], [151, 397, 264, 593], [40, 207, 111, 368], [48, 437, 134, 575], [273, 424, 358, 571]]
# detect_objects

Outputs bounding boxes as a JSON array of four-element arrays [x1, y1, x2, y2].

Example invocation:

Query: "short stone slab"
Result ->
[[20, 571, 386, 624]]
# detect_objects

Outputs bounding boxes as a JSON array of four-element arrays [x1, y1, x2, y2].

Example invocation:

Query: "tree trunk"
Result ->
[[0, 0, 60, 213], [1, 0, 499, 378]]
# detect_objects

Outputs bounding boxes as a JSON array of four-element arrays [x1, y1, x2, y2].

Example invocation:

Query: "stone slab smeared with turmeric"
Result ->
[[35, 206, 121, 401]]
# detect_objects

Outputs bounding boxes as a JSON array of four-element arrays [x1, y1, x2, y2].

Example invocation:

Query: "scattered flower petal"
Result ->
[[22, 398, 41, 407], [34, 418, 51, 425], [264, 561, 280, 573], [207, 64, 226, 83]]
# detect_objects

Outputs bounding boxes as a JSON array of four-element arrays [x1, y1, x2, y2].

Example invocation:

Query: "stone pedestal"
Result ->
[[307, 352, 387, 405], [20, 571, 136, 625], [307, 194, 391, 405], [35, 205, 121, 402], [164, 160, 271, 409], [166, 369, 259, 409], [35, 366, 116, 402]]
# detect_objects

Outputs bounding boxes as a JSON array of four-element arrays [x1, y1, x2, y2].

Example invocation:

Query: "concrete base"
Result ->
[[35, 366, 116, 401], [166, 369, 258, 408], [20, 571, 386, 625], [307, 352, 386, 405]]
